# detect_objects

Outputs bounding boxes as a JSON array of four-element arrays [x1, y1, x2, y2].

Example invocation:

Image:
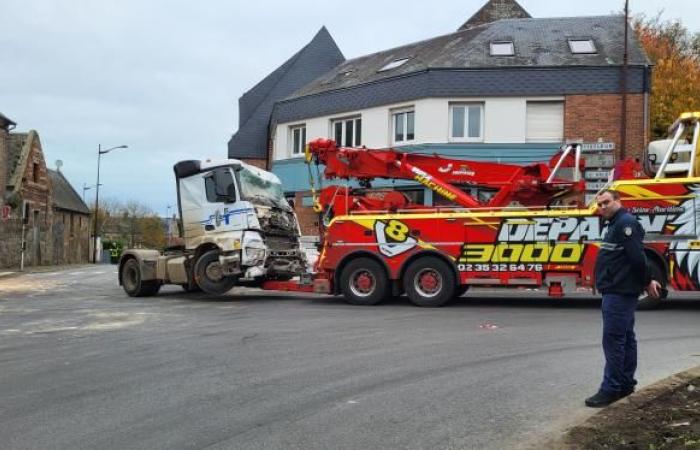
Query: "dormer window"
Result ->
[[569, 39, 596, 54], [378, 57, 410, 72], [490, 41, 514, 56]]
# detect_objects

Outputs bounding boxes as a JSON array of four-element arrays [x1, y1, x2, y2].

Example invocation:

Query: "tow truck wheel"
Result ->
[[340, 257, 389, 305], [121, 258, 161, 297], [637, 260, 667, 310], [403, 257, 456, 307], [194, 250, 237, 295]]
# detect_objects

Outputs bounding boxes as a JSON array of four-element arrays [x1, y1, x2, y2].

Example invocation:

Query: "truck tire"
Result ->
[[454, 285, 470, 299], [340, 257, 389, 305], [121, 258, 161, 297], [637, 260, 667, 310], [403, 256, 456, 307], [194, 250, 237, 295], [180, 282, 202, 293]]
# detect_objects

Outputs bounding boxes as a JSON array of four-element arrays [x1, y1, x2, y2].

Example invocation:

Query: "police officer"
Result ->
[[585, 189, 661, 407]]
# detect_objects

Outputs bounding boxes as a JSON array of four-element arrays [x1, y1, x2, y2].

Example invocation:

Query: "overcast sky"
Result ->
[[2, 0, 699, 216]]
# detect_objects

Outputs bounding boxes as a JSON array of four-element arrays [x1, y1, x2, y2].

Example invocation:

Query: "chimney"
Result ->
[[0, 113, 17, 207]]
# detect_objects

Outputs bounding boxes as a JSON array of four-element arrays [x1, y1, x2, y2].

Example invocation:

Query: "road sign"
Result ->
[[581, 142, 615, 151], [1, 205, 10, 221], [586, 181, 608, 191], [584, 169, 612, 180], [583, 154, 615, 168]]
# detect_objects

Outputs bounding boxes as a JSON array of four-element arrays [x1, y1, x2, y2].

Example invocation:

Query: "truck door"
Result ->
[[202, 168, 247, 232]]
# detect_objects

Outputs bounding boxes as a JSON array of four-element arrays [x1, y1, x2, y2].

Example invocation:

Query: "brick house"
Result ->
[[0, 115, 91, 268], [229, 0, 652, 235]]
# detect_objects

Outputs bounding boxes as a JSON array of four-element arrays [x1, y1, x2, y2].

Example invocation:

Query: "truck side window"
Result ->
[[204, 176, 217, 203], [204, 169, 236, 203]]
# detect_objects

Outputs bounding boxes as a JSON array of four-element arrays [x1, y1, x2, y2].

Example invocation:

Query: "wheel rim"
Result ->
[[204, 261, 224, 282], [349, 269, 376, 297], [414, 268, 442, 298]]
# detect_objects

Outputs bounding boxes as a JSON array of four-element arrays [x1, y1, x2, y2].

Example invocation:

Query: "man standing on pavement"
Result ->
[[585, 189, 661, 408]]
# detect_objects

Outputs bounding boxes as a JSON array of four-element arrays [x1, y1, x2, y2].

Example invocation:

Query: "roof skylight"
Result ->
[[569, 39, 597, 54], [490, 41, 514, 56], [378, 58, 410, 72]]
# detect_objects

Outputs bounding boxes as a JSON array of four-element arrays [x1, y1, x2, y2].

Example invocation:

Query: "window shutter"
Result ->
[[526, 102, 563, 142]]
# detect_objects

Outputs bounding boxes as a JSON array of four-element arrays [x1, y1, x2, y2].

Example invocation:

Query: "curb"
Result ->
[[543, 365, 700, 449], [0, 264, 98, 280]]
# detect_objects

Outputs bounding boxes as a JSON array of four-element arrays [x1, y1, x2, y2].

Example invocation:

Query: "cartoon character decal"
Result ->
[[670, 185, 700, 289]]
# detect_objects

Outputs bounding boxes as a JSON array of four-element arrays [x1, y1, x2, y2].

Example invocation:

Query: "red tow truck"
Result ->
[[121, 113, 700, 309]]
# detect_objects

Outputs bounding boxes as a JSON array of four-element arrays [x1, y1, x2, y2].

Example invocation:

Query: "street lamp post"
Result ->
[[93, 144, 128, 263]]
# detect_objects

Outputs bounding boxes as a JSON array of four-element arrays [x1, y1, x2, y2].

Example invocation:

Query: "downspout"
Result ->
[[620, 0, 629, 160]]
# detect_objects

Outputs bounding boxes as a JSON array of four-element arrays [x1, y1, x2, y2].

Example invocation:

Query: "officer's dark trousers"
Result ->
[[600, 293, 638, 394]]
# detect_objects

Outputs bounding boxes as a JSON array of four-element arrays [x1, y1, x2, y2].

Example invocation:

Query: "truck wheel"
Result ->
[[340, 257, 389, 305], [194, 250, 237, 295], [121, 258, 161, 297], [454, 285, 470, 299], [180, 282, 201, 293], [637, 261, 667, 310], [403, 256, 456, 307]]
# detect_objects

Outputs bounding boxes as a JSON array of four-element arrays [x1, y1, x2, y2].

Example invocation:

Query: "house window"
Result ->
[[290, 125, 306, 156], [392, 109, 415, 144], [490, 41, 514, 56], [449, 103, 483, 141], [526, 101, 564, 142], [568, 39, 596, 54], [32, 163, 39, 182], [332, 117, 362, 147], [378, 57, 410, 72]]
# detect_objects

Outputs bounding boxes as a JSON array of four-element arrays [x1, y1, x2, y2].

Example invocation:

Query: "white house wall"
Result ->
[[273, 97, 563, 161]]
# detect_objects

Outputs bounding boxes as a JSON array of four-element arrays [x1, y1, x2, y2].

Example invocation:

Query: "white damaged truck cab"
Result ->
[[119, 158, 306, 296]]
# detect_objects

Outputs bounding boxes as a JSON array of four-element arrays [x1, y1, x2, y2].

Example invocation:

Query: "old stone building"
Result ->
[[48, 169, 91, 264], [0, 113, 90, 269]]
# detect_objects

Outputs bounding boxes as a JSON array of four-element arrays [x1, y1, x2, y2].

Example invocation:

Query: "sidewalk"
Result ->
[[543, 365, 700, 449]]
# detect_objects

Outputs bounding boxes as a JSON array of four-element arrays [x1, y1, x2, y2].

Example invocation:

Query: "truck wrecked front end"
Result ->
[[253, 204, 306, 279]]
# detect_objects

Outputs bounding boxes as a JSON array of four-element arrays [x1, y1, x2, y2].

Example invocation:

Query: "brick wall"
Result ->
[[564, 93, 647, 161], [241, 158, 268, 170], [291, 191, 320, 236]]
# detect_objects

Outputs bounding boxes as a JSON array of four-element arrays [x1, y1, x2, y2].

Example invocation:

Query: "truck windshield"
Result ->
[[238, 165, 288, 209]]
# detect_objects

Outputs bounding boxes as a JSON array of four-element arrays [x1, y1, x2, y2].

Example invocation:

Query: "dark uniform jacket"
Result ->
[[594, 208, 650, 295]]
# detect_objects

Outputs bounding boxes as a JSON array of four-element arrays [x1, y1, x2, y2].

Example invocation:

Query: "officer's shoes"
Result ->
[[620, 387, 635, 398], [585, 390, 621, 408]]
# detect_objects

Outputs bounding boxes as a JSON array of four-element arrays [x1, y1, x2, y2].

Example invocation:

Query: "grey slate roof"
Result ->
[[0, 112, 16, 130], [289, 15, 650, 99], [48, 169, 90, 214], [459, 0, 531, 30], [228, 27, 345, 160]]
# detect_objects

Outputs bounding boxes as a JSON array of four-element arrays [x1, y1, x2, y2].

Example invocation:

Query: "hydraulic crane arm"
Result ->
[[307, 138, 584, 210]]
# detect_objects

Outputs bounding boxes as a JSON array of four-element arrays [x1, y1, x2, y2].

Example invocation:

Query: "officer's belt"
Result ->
[[600, 242, 624, 251]]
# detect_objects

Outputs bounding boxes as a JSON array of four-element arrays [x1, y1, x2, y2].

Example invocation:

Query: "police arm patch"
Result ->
[[624, 226, 633, 236]]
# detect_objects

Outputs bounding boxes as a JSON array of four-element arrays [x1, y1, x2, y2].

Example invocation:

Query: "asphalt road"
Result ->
[[0, 266, 698, 450]]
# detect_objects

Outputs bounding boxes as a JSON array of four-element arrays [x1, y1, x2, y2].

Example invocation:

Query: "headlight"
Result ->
[[245, 248, 266, 262]]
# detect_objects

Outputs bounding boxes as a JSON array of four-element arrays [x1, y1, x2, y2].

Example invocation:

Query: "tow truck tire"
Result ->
[[454, 285, 470, 299], [637, 261, 667, 310], [194, 250, 237, 295], [403, 256, 456, 307], [121, 258, 161, 297], [340, 257, 389, 306]]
